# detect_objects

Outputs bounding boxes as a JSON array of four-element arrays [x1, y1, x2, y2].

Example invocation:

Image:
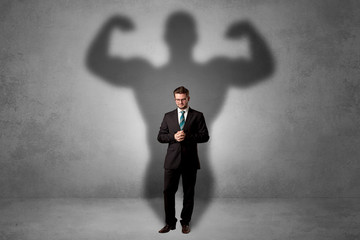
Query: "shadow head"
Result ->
[[164, 11, 198, 52]]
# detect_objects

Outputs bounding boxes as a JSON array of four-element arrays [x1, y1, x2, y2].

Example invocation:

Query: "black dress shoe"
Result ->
[[158, 224, 176, 233], [181, 224, 190, 234]]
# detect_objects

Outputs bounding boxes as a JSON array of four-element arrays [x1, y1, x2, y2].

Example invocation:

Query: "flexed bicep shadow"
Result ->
[[86, 11, 274, 225]]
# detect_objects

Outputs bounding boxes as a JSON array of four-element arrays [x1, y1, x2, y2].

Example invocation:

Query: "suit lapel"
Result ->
[[172, 109, 181, 131], [183, 108, 193, 131]]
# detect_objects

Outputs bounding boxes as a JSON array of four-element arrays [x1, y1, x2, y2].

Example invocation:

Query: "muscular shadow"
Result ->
[[86, 11, 274, 225]]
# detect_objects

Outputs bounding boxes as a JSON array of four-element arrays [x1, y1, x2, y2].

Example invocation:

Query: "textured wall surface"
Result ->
[[1, 0, 359, 198]]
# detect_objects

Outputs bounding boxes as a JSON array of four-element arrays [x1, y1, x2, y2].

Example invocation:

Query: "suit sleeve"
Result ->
[[157, 114, 176, 143], [186, 113, 210, 144]]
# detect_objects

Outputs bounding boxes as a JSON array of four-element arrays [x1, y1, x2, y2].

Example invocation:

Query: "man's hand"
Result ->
[[174, 130, 186, 142]]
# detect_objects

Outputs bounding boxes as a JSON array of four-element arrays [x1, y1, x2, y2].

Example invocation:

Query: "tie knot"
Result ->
[[181, 111, 185, 114]]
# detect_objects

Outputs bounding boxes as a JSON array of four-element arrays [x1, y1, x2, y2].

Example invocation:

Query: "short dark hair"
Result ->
[[173, 86, 189, 97]]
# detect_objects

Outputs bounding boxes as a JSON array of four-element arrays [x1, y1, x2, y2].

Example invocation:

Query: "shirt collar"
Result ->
[[178, 106, 189, 113]]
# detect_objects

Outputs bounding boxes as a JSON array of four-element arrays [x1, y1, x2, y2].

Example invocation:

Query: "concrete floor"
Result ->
[[0, 198, 359, 240]]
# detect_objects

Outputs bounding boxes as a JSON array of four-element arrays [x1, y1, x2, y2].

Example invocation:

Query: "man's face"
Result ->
[[174, 93, 190, 110]]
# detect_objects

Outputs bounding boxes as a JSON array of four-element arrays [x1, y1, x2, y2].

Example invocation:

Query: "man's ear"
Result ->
[[188, 96, 190, 101]]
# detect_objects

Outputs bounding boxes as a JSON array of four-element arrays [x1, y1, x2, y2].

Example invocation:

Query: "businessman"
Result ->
[[157, 86, 209, 234]]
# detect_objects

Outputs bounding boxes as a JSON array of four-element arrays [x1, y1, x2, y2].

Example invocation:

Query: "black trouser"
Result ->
[[163, 167, 197, 226]]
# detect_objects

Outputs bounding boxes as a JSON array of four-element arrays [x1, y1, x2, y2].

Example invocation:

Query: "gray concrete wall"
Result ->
[[1, 0, 359, 198]]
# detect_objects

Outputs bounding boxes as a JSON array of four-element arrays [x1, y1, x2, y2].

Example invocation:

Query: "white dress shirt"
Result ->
[[177, 107, 189, 125]]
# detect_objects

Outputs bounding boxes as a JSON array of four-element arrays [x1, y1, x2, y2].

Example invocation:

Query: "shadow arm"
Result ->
[[225, 21, 275, 87], [86, 16, 148, 86]]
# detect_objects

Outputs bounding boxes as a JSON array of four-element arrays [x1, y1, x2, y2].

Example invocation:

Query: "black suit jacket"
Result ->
[[157, 108, 209, 170]]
